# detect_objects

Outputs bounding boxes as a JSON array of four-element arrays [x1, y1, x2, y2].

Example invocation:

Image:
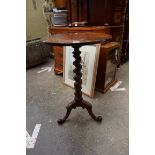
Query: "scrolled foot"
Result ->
[[57, 119, 65, 125], [96, 116, 102, 122], [83, 100, 102, 123]]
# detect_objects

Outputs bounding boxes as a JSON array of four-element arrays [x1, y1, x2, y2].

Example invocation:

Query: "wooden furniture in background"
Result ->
[[49, 26, 111, 34], [49, 26, 111, 74], [66, 0, 90, 23], [95, 42, 120, 93], [64, 0, 129, 64], [43, 32, 112, 124]]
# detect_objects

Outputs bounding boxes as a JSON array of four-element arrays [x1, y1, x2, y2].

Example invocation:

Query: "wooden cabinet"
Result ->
[[64, 0, 128, 64], [95, 42, 120, 93]]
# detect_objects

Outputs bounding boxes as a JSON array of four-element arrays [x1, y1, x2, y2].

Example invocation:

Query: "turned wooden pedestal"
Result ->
[[43, 32, 112, 125]]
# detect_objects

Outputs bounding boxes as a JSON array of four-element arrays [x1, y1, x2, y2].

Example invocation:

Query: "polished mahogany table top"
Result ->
[[42, 32, 112, 46]]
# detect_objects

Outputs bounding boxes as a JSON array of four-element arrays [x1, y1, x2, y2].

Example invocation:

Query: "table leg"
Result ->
[[57, 45, 102, 125]]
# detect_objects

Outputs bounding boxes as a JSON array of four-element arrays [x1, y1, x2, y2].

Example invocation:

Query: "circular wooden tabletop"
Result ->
[[42, 32, 112, 46]]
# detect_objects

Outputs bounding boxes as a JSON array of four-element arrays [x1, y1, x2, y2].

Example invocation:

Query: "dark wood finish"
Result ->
[[49, 26, 111, 34], [49, 26, 111, 74], [88, 0, 126, 26], [120, 0, 129, 63], [57, 45, 102, 124], [66, 0, 89, 23], [95, 42, 120, 93], [43, 32, 112, 124], [43, 32, 111, 46], [111, 26, 124, 42], [65, 0, 128, 64]]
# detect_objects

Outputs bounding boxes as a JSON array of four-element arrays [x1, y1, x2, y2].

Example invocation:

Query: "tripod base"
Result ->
[[57, 100, 102, 125], [57, 45, 102, 125]]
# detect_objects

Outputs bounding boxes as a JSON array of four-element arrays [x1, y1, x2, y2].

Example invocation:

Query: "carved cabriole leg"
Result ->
[[83, 100, 102, 122], [57, 101, 75, 125], [57, 45, 102, 125]]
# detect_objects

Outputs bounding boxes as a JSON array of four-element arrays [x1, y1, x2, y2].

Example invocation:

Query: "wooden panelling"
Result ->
[[78, 0, 89, 22], [53, 46, 63, 74], [72, 0, 78, 21]]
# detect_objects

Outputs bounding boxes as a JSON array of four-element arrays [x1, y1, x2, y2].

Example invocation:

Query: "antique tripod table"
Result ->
[[43, 32, 112, 125]]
